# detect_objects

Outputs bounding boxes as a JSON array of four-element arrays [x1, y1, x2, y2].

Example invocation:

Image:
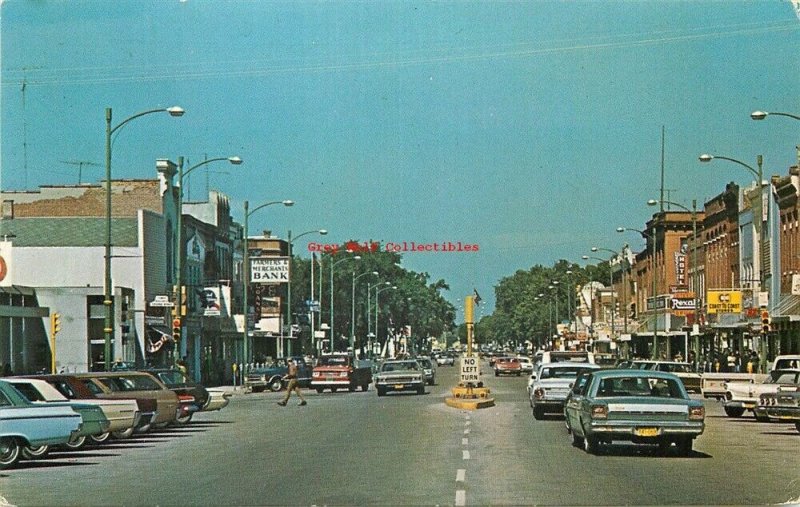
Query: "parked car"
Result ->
[[144, 369, 209, 424], [246, 356, 312, 393], [43, 374, 158, 437], [758, 387, 800, 433], [21, 374, 140, 443], [3, 378, 111, 455], [529, 363, 601, 420], [564, 369, 705, 456], [0, 380, 82, 469], [723, 369, 800, 419], [416, 357, 436, 385], [435, 352, 455, 367], [494, 357, 522, 376], [374, 359, 426, 396], [71, 372, 179, 429], [626, 360, 702, 393]]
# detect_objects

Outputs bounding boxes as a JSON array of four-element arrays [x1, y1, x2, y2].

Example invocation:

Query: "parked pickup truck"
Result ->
[[311, 353, 372, 393], [245, 357, 312, 393]]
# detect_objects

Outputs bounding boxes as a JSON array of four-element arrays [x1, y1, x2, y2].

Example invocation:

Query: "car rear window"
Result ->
[[596, 376, 684, 399]]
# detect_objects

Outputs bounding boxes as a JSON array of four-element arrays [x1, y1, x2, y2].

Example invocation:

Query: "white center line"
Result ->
[[455, 489, 466, 506], [456, 469, 466, 482], [462, 450, 470, 460], [465, 420, 471, 426], [462, 437, 469, 446], [464, 428, 470, 435]]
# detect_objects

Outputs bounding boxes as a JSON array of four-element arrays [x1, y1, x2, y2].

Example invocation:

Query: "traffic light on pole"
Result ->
[[50, 312, 61, 336], [761, 309, 770, 334], [172, 318, 182, 344]]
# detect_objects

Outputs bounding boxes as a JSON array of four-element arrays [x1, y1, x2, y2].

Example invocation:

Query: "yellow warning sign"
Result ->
[[706, 290, 742, 314]]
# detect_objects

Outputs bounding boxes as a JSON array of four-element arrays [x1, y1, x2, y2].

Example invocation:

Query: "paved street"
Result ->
[[1, 362, 799, 506]]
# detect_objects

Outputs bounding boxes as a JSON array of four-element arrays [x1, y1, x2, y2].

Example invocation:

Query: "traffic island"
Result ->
[[445, 383, 495, 410]]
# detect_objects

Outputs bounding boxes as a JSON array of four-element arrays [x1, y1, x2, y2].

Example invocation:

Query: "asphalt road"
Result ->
[[1, 362, 798, 506]]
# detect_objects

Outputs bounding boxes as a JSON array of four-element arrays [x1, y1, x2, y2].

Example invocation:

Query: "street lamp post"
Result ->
[[174, 156, 242, 360], [648, 198, 699, 361], [242, 199, 294, 371], [591, 247, 619, 342], [617, 226, 658, 359], [330, 254, 361, 352], [750, 110, 800, 122], [351, 271, 378, 354], [368, 281, 390, 355], [104, 106, 184, 371], [286, 229, 327, 357], [375, 285, 397, 356], [700, 153, 766, 372], [565, 270, 574, 337]]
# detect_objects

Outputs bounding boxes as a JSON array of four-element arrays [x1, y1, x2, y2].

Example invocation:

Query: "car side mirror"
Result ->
[[568, 382, 574, 388]]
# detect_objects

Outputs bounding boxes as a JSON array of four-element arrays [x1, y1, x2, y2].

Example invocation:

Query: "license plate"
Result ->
[[395, 384, 405, 389], [634, 427, 659, 437]]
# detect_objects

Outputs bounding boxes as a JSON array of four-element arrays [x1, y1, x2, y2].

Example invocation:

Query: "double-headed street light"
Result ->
[[242, 199, 294, 368], [351, 271, 379, 354], [104, 106, 184, 371], [286, 229, 328, 356], [750, 110, 800, 122], [617, 226, 658, 358], [174, 156, 242, 359], [330, 254, 361, 352]]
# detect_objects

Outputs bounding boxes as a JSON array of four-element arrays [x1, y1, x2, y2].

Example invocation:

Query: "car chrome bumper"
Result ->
[[588, 421, 704, 437], [724, 400, 757, 410], [764, 407, 800, 421]]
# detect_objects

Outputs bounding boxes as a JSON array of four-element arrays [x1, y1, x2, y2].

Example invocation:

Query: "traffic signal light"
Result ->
[[172, 318, 182, 344], [761, 309, 770, 334], [50, 312, 61, 336]]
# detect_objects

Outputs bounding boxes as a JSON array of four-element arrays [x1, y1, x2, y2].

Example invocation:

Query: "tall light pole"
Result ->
[[618, 226, 658, 359], [242, 199, 294, 370], [591, 246, 619, 342], [174, 156, 242, 360], [648, 198, 699, 360], [700, 153, 766, 371], [375, 284, 397, 356], [565, 270, 574, 337], [750, 110, 800, 122], [351, 270, 378, 354], [330, 254, 361, 352], [368, 281, 390, 355], [583, 254, 616, 349], [550, 281, 560, 344], [104, 106, 184, 371], [286, 229, 327, 356]]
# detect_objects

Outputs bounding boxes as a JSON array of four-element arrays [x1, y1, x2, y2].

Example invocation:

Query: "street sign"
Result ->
[[460, 355, 480, 384], [707, 290, 742, 314], [150, 295, 175, 307]]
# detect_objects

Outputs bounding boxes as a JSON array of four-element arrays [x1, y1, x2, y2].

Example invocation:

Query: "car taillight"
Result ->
[[339, 371, 348, 377], [689, 406, 705, 421], [313, 371, 321, 377], [590, 405, 608, 419]]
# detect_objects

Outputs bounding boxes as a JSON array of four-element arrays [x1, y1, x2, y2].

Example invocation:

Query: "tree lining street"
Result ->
[[1, 363, 798, 506]]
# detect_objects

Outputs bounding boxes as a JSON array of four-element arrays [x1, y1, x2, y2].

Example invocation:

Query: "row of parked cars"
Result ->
[[522, 352, 706, 456], [0, 370, 231, 470]]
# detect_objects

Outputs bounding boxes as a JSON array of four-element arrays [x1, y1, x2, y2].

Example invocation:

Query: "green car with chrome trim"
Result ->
[[564, 369, 704, 456]]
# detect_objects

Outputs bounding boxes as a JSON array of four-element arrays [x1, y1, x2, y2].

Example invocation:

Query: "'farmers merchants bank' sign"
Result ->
[[250, 257, 290, 284], [706, 290, 742, 314]]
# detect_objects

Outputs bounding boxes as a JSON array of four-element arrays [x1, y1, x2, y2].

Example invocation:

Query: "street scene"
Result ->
[[2, 1, 800, 506]]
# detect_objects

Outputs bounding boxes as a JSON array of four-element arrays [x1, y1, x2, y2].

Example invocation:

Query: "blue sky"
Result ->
[[2, 0, 799, 319]]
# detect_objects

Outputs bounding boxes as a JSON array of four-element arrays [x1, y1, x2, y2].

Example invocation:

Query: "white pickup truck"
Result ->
[[702, 354, 800, 400]]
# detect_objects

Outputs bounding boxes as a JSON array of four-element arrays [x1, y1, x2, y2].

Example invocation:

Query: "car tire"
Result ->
[[112, 427, 135, 440], [677, 438, 693, 457], [0, 438, 21, 469], [571, 431, 584, 448], [377, 387, 385, 397], [583, 434, 599, 454], [22, 444, 49, 460], [137, 423, 152, 434], [176, 412, 193, 425], [532, 406, 544, 420], [268, 378, 283, 392], [494, 371, 499, 377], [90, 432, 112, 444], [331, 387, 338, 393], [63, 435, 87, 450], [316, 387, 324, 394], [724, 406, 745, 418]]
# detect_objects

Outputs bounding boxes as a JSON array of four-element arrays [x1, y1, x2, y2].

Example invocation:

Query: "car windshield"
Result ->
[[769, 372, 800, 384], [417, 359, 432, 368], [540, 367, 595, 379], [319, 356, 350, 366], [157, 371, 189, 385], [595, 376, 685, 399], [381, 361, 419, 372]]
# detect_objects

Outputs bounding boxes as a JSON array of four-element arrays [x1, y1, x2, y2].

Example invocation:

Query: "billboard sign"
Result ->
[[706, 290, 742, 314], [250, 257, 290, 284]]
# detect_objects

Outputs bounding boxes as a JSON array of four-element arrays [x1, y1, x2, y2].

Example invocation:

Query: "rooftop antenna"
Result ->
[[59, 160, 101, 184]]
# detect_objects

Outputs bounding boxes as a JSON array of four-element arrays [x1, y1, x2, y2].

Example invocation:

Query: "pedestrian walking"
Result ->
[[278, 358, 307, 406]]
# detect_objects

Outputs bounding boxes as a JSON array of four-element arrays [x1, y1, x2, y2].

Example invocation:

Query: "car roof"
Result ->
[[539, 362, 599, 369], [591, 369, 678, 379]]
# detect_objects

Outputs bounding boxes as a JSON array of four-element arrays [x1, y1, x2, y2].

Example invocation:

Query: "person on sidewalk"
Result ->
[[277, 358, 307, 406]]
